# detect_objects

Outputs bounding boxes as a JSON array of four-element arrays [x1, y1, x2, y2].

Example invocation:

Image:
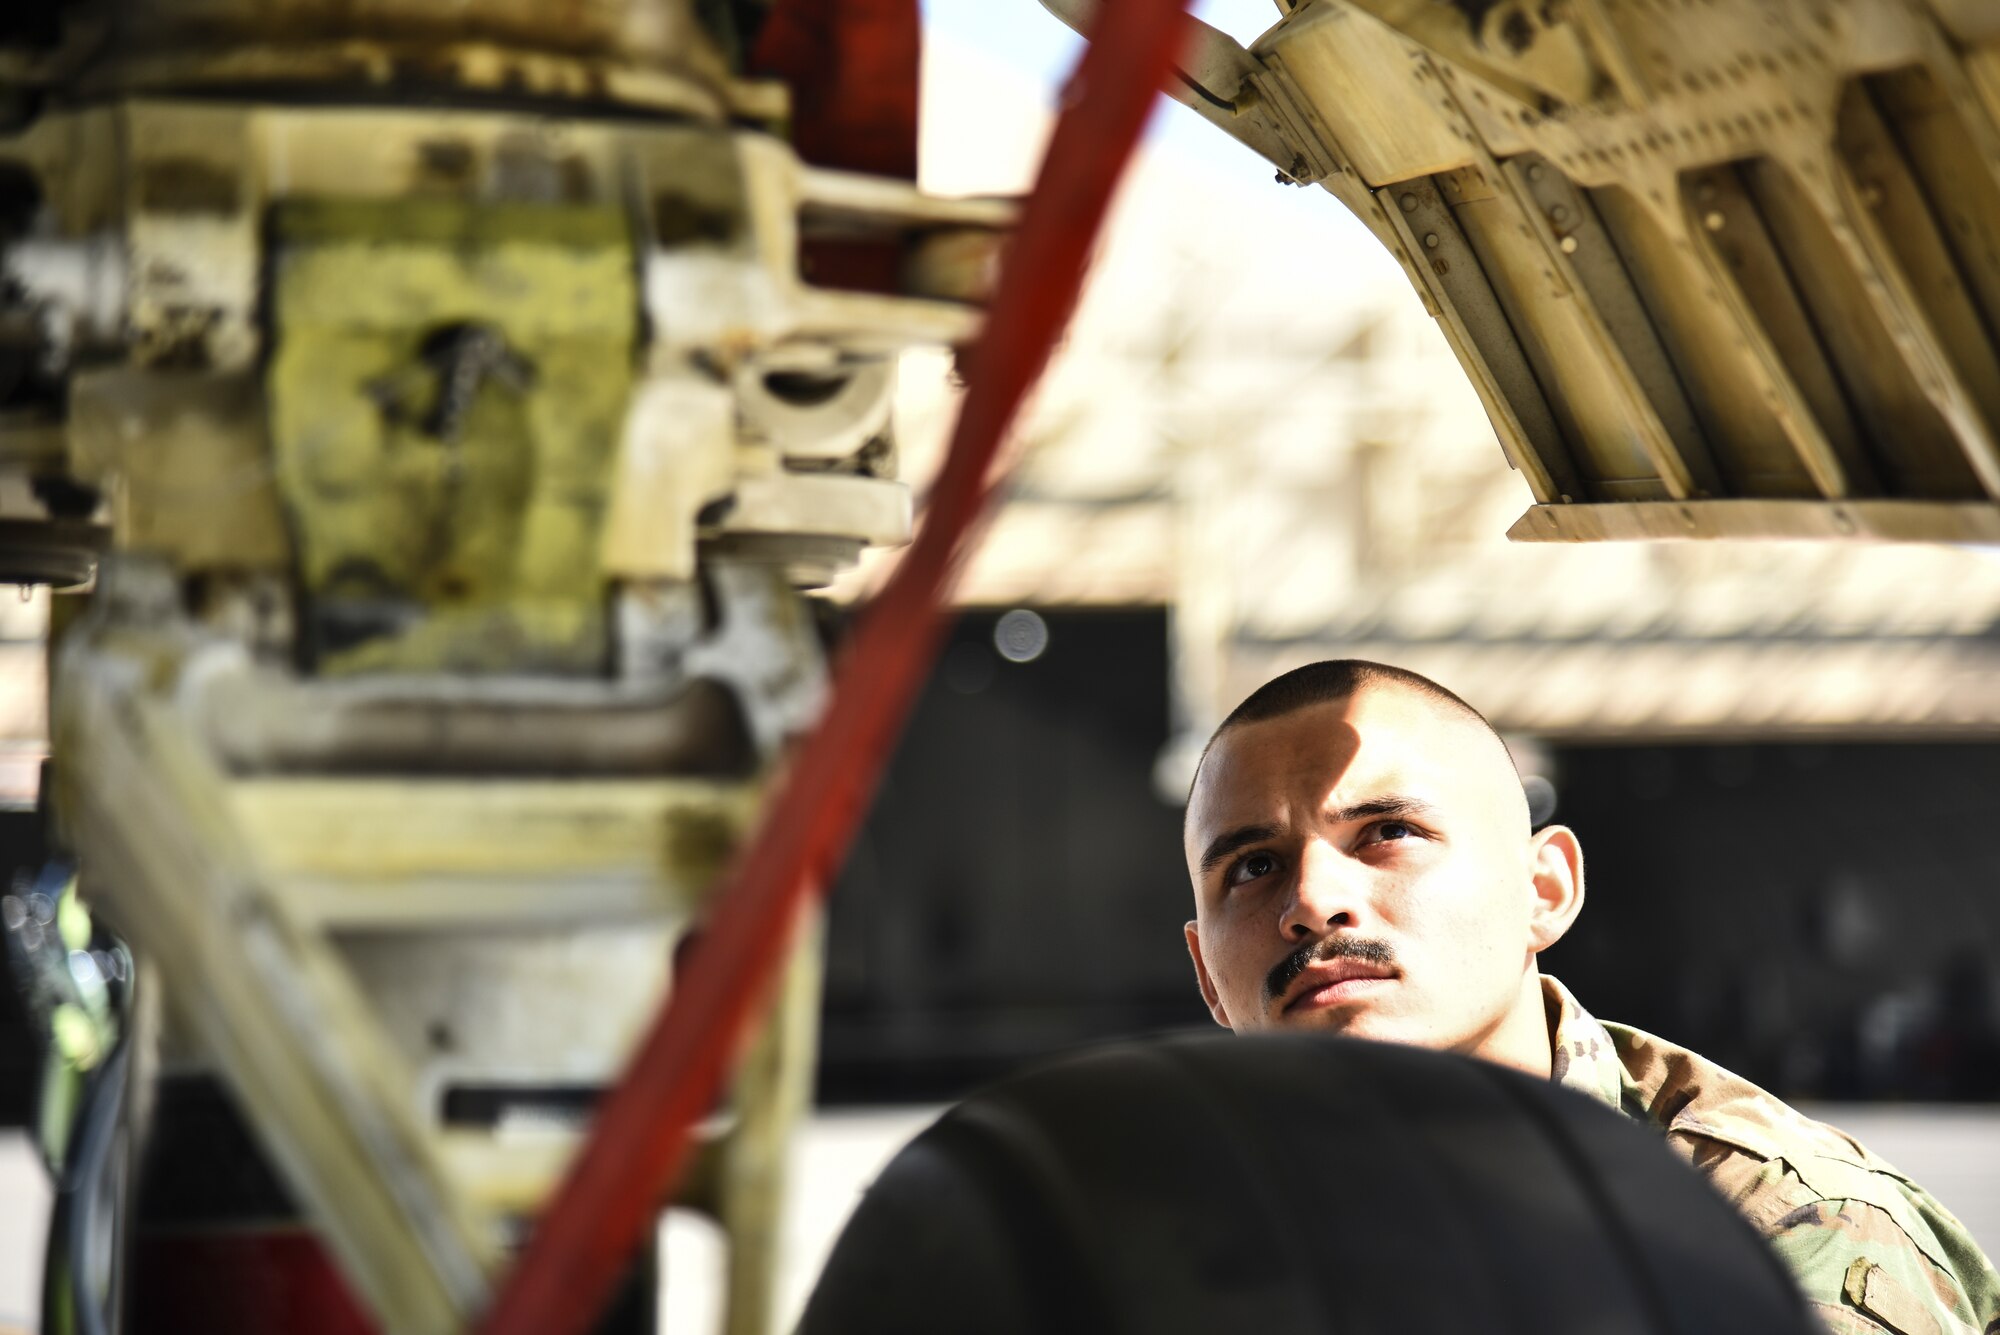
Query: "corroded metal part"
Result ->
[[0, 101, 995, 593], [268, 197, 639, 675], [40, 0, 737, 118]]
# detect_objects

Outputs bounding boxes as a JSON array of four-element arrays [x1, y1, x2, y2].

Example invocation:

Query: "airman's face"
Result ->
[[1181, 687, 1582, 1065]]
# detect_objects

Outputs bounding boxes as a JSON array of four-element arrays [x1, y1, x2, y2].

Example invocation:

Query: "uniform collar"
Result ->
[[1542, 973, 1629, 1114]]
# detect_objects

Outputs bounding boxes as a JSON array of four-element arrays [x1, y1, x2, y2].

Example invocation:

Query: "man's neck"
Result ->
[[1462, 968, 1555, 1079]]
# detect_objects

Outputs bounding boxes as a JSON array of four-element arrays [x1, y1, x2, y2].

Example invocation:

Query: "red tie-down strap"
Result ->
[[474, 3, 1193, 1332]]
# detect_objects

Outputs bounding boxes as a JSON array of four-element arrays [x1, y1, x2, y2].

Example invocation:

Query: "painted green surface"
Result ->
[[268, 199, 638, 674]]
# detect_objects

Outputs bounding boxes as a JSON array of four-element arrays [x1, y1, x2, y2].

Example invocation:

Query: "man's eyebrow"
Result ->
[[1197, 822, 1282, 877], [1325, 795, 1439, 824]]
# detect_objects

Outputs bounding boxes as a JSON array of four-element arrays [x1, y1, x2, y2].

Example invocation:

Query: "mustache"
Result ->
[[1264, 935, 1397, 1005]]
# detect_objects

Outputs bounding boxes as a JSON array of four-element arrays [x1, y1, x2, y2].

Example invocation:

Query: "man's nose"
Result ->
[[1278, 840, 1362, 940]]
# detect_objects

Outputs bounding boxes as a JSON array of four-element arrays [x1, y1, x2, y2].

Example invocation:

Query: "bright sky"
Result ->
[[921, 0, 1307, 175], [922, 0, 1288, 90]]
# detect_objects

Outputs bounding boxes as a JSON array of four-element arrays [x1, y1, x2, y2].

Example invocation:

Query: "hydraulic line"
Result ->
[[475, 2, 1192, 1331]]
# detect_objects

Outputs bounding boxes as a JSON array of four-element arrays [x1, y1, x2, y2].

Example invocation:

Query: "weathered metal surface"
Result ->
[[191, 669, 755, 775], [268, 198, 637, 675], [53, 565, 501, 1335], [55, 553, 833, 1335], [1118, 0, 2000, 542], [1509, 496, 2000, 543], [0, 41, 1000, 1334], [640, 131, 1001, 357], [0, 101, 1006, 593], [99, 0, 715, 67], [176, 559, 824, 771], [228, 777, 758, 926], [1379, 172, 1577, 502], [68, 369, 291, 570], [711, 909, 823, 1335], [41, 0, 736, 119], [736, 358, 896, 464]]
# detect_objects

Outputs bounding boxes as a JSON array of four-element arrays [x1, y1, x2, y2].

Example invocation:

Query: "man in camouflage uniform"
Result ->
[[1181, 659, 1999, 1334]]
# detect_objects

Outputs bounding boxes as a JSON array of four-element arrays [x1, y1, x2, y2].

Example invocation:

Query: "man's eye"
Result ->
[[1229, 851, 1278, 886], [1374, 820, 1416, 842]]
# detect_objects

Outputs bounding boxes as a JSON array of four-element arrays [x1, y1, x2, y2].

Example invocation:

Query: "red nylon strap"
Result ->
[[474, 3, 1190, 1331]]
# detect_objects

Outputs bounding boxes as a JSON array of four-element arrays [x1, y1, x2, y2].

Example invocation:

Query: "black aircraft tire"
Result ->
[[800, 1033, 1819, 1335]]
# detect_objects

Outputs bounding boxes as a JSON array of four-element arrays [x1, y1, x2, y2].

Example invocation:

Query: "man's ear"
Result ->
[[1184, 920, 1232, 1029], [1526, 824, 1584, 955]]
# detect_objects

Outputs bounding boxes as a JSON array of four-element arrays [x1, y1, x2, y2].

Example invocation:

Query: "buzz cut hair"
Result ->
[[1192, 659, 1512, 796]]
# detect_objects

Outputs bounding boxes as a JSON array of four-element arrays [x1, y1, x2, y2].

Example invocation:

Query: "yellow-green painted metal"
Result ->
[[267, 199, 638, 674]]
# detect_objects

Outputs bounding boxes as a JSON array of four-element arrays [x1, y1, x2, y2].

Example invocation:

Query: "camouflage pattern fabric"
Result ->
[[1545, 975, 2000, 1335]]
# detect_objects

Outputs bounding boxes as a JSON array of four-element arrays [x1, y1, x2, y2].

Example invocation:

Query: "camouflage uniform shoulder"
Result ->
[[1544, 976, 2000, 1335]]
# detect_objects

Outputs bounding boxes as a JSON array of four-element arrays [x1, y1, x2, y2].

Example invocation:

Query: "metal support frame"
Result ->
[[55, 558, 832, 1334]]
